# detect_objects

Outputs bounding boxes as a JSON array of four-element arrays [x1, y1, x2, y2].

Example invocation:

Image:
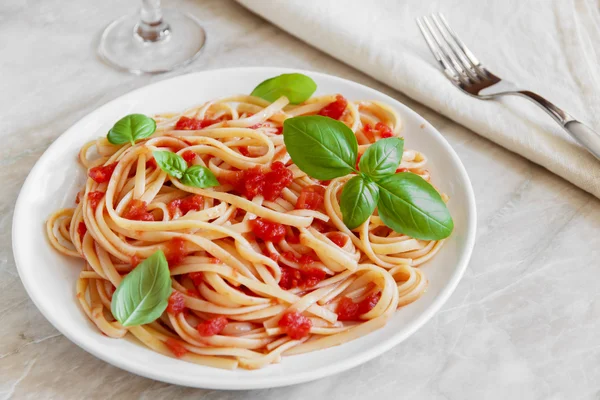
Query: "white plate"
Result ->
[[12, 67, 476, 389]]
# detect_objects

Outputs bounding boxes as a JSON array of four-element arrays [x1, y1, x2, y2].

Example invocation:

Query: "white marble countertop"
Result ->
[[2, 0, 600, 399]]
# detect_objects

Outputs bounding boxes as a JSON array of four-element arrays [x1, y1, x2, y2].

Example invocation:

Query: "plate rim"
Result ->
[[12, 66, 477, 390]]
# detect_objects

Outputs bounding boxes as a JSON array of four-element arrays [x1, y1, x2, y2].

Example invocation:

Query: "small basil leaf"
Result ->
[[181, 165, 220, 188], [358, 137, 404, 180], [251, 73, 317, 104], [153, 151, 187, 179], [111, 250, 172, 327], [283, 115, 358, 180], [107, 114, 156, 145], [340, 175, 379, 229], [377, 173, 453, 240]]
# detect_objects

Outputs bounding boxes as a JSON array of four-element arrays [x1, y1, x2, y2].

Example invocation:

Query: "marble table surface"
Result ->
[[2, 0, 600, 399]]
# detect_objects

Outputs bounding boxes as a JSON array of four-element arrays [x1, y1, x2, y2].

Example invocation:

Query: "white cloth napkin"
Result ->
[[236, 0, 600, 198]]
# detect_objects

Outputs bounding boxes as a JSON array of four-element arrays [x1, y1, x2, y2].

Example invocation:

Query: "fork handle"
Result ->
[[517, 90, 600, 160]]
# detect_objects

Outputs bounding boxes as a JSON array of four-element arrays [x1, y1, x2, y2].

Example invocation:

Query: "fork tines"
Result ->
[[416, 13, 487, 85]]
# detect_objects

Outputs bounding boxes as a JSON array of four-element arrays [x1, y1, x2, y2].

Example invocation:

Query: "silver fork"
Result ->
[[417, 13, 600, 161]]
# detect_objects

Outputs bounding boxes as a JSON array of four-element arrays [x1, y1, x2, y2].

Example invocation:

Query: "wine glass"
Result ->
[[98, 0, 206, 74]]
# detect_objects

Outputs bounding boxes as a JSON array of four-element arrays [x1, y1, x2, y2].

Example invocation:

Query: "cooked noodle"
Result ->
[[46, 94, 446, 370]]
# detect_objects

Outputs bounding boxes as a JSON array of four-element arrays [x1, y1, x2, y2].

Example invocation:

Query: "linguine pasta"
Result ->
[[46, 93, 446, 370]]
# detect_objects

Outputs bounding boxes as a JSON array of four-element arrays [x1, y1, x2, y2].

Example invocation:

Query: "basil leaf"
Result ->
[[251, 73, 317, 104], [283, 115, 358, 180], [358, 138, 404, 180], [153, 151, 187, 179], [111, 250, 172, 327], [107, 114, 156, 145], [377, 173, 453, 240], [181, 165, 220, 188], [340, 175, 379, 229]]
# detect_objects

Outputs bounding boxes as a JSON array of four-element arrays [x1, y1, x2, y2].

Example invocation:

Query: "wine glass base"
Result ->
[[98, 9, 206, 74]]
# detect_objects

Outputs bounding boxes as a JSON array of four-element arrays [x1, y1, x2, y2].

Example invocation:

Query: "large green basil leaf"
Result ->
[[358, 137, 404, 180], [107, 114, 156, 145], [111, 250, 172, 327], [340, 175, 379, 229], [283, 115, 358, 180], [153, 150, 187, 179], [377, 172, 453, 240], [251, 73, 317, 104]]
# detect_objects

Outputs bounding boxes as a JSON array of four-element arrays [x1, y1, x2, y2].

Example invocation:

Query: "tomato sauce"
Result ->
[[278, 312, 312, 339], [319, 95, 348, 120], [89, 162, 118, 183], [197, 316, 228, 336]]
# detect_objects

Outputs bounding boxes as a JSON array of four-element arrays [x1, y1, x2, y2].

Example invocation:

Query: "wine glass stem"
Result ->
[[136, 0, 171, 42]]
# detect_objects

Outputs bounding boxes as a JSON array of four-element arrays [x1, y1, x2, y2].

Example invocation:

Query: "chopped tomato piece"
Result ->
[[241, 166, 265, 199], [167, 291, 186, 314], [263, 162, 293, 201], [250, 218, 286, 242], [77, 222, 87, 237], [123, 199, 154, 221], [222, 162, 292, 201], [174, 116, 221, 130], [278, 312, 312, 339], [396, 167, 408, 173], [281, 251, 299, 263], [131, 255, 141, 267], [336, 297, 360, 321], [337, 291, 382, 321], [364, 122, 393, 140], [318, 95, 348, 120], [279, 265, 302, 290], [165, 238, 187, 266], [87, 191, 104, 210], [327, 232, 348, 248], [295, 185, 325, 210], [358, 291, 381, 315], [274, 126, 283, 135], [278, 254, 325, 289], [311, 219, 329, 233], [238, 146, 250, 156], [146, 158, 157, 169], [189, 271, 204, 286], [89, 162, 118, 183], [182, 150, 197, 166], [165, 338, 188, 358], [168, 194, 204, 218], [301, 266, 326, 288], [75, 191, 82, 204], [197, 316, 228, 336]]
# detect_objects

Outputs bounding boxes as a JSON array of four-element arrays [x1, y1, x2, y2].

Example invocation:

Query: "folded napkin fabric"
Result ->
[[236, 0, 600, 198]]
